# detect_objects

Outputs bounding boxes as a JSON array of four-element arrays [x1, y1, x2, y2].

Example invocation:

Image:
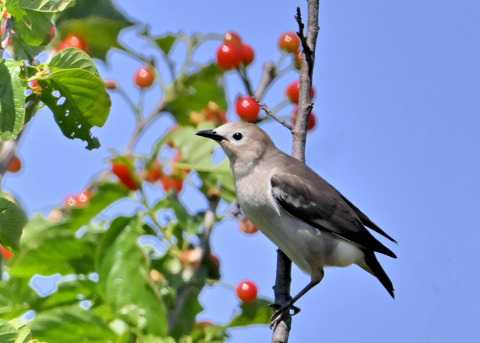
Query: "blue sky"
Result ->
[[4, 1, 480, 342]]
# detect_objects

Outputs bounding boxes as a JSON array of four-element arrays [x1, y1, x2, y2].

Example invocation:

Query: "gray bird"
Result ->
[[196, 122, 396, 319]]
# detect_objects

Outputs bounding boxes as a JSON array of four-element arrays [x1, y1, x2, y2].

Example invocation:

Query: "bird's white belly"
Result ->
[[238, 183, 363, 279]]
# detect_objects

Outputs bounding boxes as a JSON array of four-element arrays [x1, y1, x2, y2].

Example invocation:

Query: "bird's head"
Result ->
[[196, 122, 276, 166]]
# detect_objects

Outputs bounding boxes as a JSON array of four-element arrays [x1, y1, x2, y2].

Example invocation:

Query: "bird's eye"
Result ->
[[232, 132, 243, 141]]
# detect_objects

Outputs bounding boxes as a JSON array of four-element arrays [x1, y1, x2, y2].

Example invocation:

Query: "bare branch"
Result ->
[[258, 102, 294, 131], [255, 62, 277, 100], [272, 1, 320, 342]]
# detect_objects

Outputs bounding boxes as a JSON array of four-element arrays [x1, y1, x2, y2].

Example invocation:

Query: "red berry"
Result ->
[[242, 44, 255, 66], [223, 31, 243, 47], [236, 280, 258, 303], [293, 108, 316, 131], [1, 23, 12, 46], [285, 80, 315, 104], [278, 32, 301, 53], [134, 66, 155, 88], [144, 160, 163, 183], [64, 190, 92, 208], [50, 27, 56, 40], [7, 155, 21, 173], [161, 175, 183, 193], [31, 80, 41, 94], [56, 34, 87, 52], [0, 246, 13, 260], [216, 44, 243, 70], [239, 217, 259, 235], [111, 163, 139, 191], [235, 96, 260, 122]]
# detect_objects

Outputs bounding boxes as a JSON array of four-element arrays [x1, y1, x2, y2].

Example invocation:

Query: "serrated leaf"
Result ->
[[6, 319, 32, 343], [0, 60, 26, 142], [97, 216, 168, 336], [40, 67, 111, 149], [10, 9, 53, 47], [9, 183, 128, 277], [227, 299, 272, 328], [166, 64, 228, 126], [48, 67, 110, 127], [6, 0, 74, 12], [0, 197, 27, 251], [49, 48, 101, 77], [30, 307, 116, 342], [0, 319, 18, 343]]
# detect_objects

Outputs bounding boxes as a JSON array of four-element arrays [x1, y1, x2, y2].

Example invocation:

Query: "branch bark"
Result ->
[[272, 2, 320, 342]]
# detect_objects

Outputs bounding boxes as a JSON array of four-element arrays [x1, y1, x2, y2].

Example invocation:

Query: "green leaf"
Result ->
[[155, 35, 177, 55], [0, 319, 18, 343], [56, 0, 134, 60], [166, 64, 228, 126], [0, 60, 26, 142], [0, 197, 27, 251], [226, 299, 272, 328], [49, 48, 101, 77], [30, 307, 116, 342], [162, 124, 236, 203], [40, 63, 112, 149], [5, 319, 32, 343], [6, 0, 74, 13], [9, 183, 128, 277], [97, 216, 168, 336]]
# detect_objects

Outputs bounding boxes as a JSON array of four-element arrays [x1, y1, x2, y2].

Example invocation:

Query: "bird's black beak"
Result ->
[[195, 129, 225, 142]]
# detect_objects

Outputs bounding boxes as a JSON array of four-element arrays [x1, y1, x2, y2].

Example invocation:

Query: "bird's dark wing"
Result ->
[[337, 192, 397, 243], [270, 173, 396, 258]]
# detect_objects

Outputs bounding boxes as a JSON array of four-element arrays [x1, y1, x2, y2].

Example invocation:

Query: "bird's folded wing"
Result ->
[[270, 173, 396, 258]]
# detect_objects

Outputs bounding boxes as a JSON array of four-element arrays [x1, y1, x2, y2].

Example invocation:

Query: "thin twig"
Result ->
[[258, 101, 294, 131], [125, 98, 168, 153], [254, 62, 277, 100]]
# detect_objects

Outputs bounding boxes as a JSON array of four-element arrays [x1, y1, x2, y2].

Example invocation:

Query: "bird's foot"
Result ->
[[269, 302, 301, 329]]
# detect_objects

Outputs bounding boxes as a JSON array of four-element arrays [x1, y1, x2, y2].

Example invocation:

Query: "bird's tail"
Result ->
[[360, 250, 395, 298]]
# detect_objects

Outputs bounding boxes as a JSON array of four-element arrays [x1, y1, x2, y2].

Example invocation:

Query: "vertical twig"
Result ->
[[272, 1, 320, 342]]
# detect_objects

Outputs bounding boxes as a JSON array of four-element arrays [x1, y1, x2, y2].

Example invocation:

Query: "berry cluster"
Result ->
[[216, 31, 255, 70]]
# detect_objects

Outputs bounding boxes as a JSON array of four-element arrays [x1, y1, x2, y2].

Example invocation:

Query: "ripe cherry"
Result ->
[[144, 160, 163, 183], [216, 44, 243, 70], [239, 217, 259, 234], [223, 31, 243, 47], [31, 80, 41, 94], [236, 280, 258, 303], [285, 80, 315, 104], [64, 190, 92, 208], [161, 175, 183, 193], [7, 155, 21, 173], [0, 246, 13, 260], [242, 44, 255, 66], [134, 66, 155, 88], [235, 96, 260, 122], [278, 32, 301, 53], [56, 34, 87, 52], [1, 23, 12, 46], [111, 163, 139, 191], [293, 108, 316, 131]]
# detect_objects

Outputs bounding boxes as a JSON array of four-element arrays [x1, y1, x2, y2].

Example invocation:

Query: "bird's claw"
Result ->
[[269, 303, 301, 329]]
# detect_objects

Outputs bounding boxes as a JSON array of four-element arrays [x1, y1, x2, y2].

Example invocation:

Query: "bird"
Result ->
[[196, 122, 396, 322]]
